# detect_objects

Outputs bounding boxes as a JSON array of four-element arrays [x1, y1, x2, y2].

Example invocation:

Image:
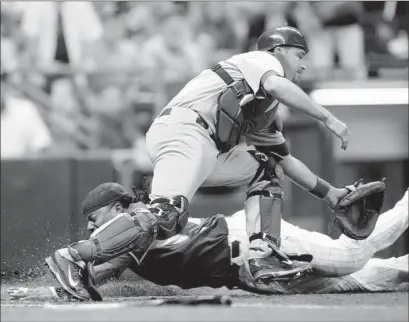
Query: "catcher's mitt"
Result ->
[[331, 178, 386, 240]]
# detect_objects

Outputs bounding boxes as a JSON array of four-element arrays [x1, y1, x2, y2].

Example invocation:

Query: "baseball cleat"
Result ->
[[249, 249, 313, 283], [250, 256, 313, 282], [45, 248, 90, 301]]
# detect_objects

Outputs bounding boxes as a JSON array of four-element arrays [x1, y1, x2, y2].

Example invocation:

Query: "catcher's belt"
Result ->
[[158, 107, 216, 144]]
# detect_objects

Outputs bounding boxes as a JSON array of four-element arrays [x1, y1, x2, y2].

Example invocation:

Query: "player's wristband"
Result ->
[[309, 177, 330, 199]]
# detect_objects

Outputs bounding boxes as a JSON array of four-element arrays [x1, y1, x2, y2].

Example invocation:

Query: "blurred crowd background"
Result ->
[[1, 1, 408, 158]]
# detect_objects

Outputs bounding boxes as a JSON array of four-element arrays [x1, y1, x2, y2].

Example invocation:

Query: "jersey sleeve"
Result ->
[[225, 51, 284, 98]]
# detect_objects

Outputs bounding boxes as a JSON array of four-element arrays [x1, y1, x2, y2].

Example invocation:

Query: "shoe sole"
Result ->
[[254, 264, 313, 282], [45, 256, 89, 301]]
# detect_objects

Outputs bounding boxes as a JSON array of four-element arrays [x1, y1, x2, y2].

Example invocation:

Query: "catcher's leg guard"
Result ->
[[245, 151, 285, 247], [245, 178, 291, 266], [245, 180, 284, 246], [148, 195, 189, 240], [245, 152, 312, 282], [69, 209, 158, 265]]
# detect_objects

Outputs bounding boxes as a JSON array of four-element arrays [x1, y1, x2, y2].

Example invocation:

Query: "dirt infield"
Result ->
[[1, 278, 408, 322], [2, 293, 408, 322]]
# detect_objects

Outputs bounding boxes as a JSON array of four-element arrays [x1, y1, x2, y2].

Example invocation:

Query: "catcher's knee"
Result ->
[[247, 150, 285, 188], [69, 210, 158, 265], [247, 150, 285, 214], [148, 195, 189, 239]]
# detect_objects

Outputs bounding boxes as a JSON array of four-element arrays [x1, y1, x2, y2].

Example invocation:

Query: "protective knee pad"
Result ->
[[245, 180, 284, 246], [69, 210, 158, 265], [248, 150, 285, 187], [148, 196, 189, 240]]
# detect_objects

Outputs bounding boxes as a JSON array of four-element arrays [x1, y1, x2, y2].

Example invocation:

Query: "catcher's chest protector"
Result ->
[[212, 64, 277, 153]]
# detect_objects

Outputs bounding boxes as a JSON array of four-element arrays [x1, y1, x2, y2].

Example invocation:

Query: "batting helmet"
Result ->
[[257, 26, 309, 54]]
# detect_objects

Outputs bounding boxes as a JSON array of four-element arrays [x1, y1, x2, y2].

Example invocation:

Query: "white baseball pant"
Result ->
[[146, 109, 260, 202]]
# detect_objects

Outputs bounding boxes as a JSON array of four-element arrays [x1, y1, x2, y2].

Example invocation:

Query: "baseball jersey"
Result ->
[[162, 51, 286, 147], [95, 215, 238, 289]]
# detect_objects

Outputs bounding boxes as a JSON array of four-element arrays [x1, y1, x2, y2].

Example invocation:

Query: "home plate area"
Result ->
[[1, 280, 408, 322]]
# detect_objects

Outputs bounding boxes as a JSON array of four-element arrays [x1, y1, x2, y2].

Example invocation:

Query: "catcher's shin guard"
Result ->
[[69, 209, 158, 265], [245, 181, 284, 246], [245, 152, 285, 246], [148, 195, 189, 239], [244, 153, 313, 282], [245, 179, 292, 264], [246, 150, 287, 244]]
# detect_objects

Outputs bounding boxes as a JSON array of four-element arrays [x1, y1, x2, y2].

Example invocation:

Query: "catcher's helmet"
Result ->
[[257, 26, 309, 54]]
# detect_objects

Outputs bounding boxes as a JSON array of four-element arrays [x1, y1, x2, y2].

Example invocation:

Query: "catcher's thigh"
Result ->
[[202, 144, 259, 188], [69, 210, 158, 265], [146, 119, 219, 202]]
